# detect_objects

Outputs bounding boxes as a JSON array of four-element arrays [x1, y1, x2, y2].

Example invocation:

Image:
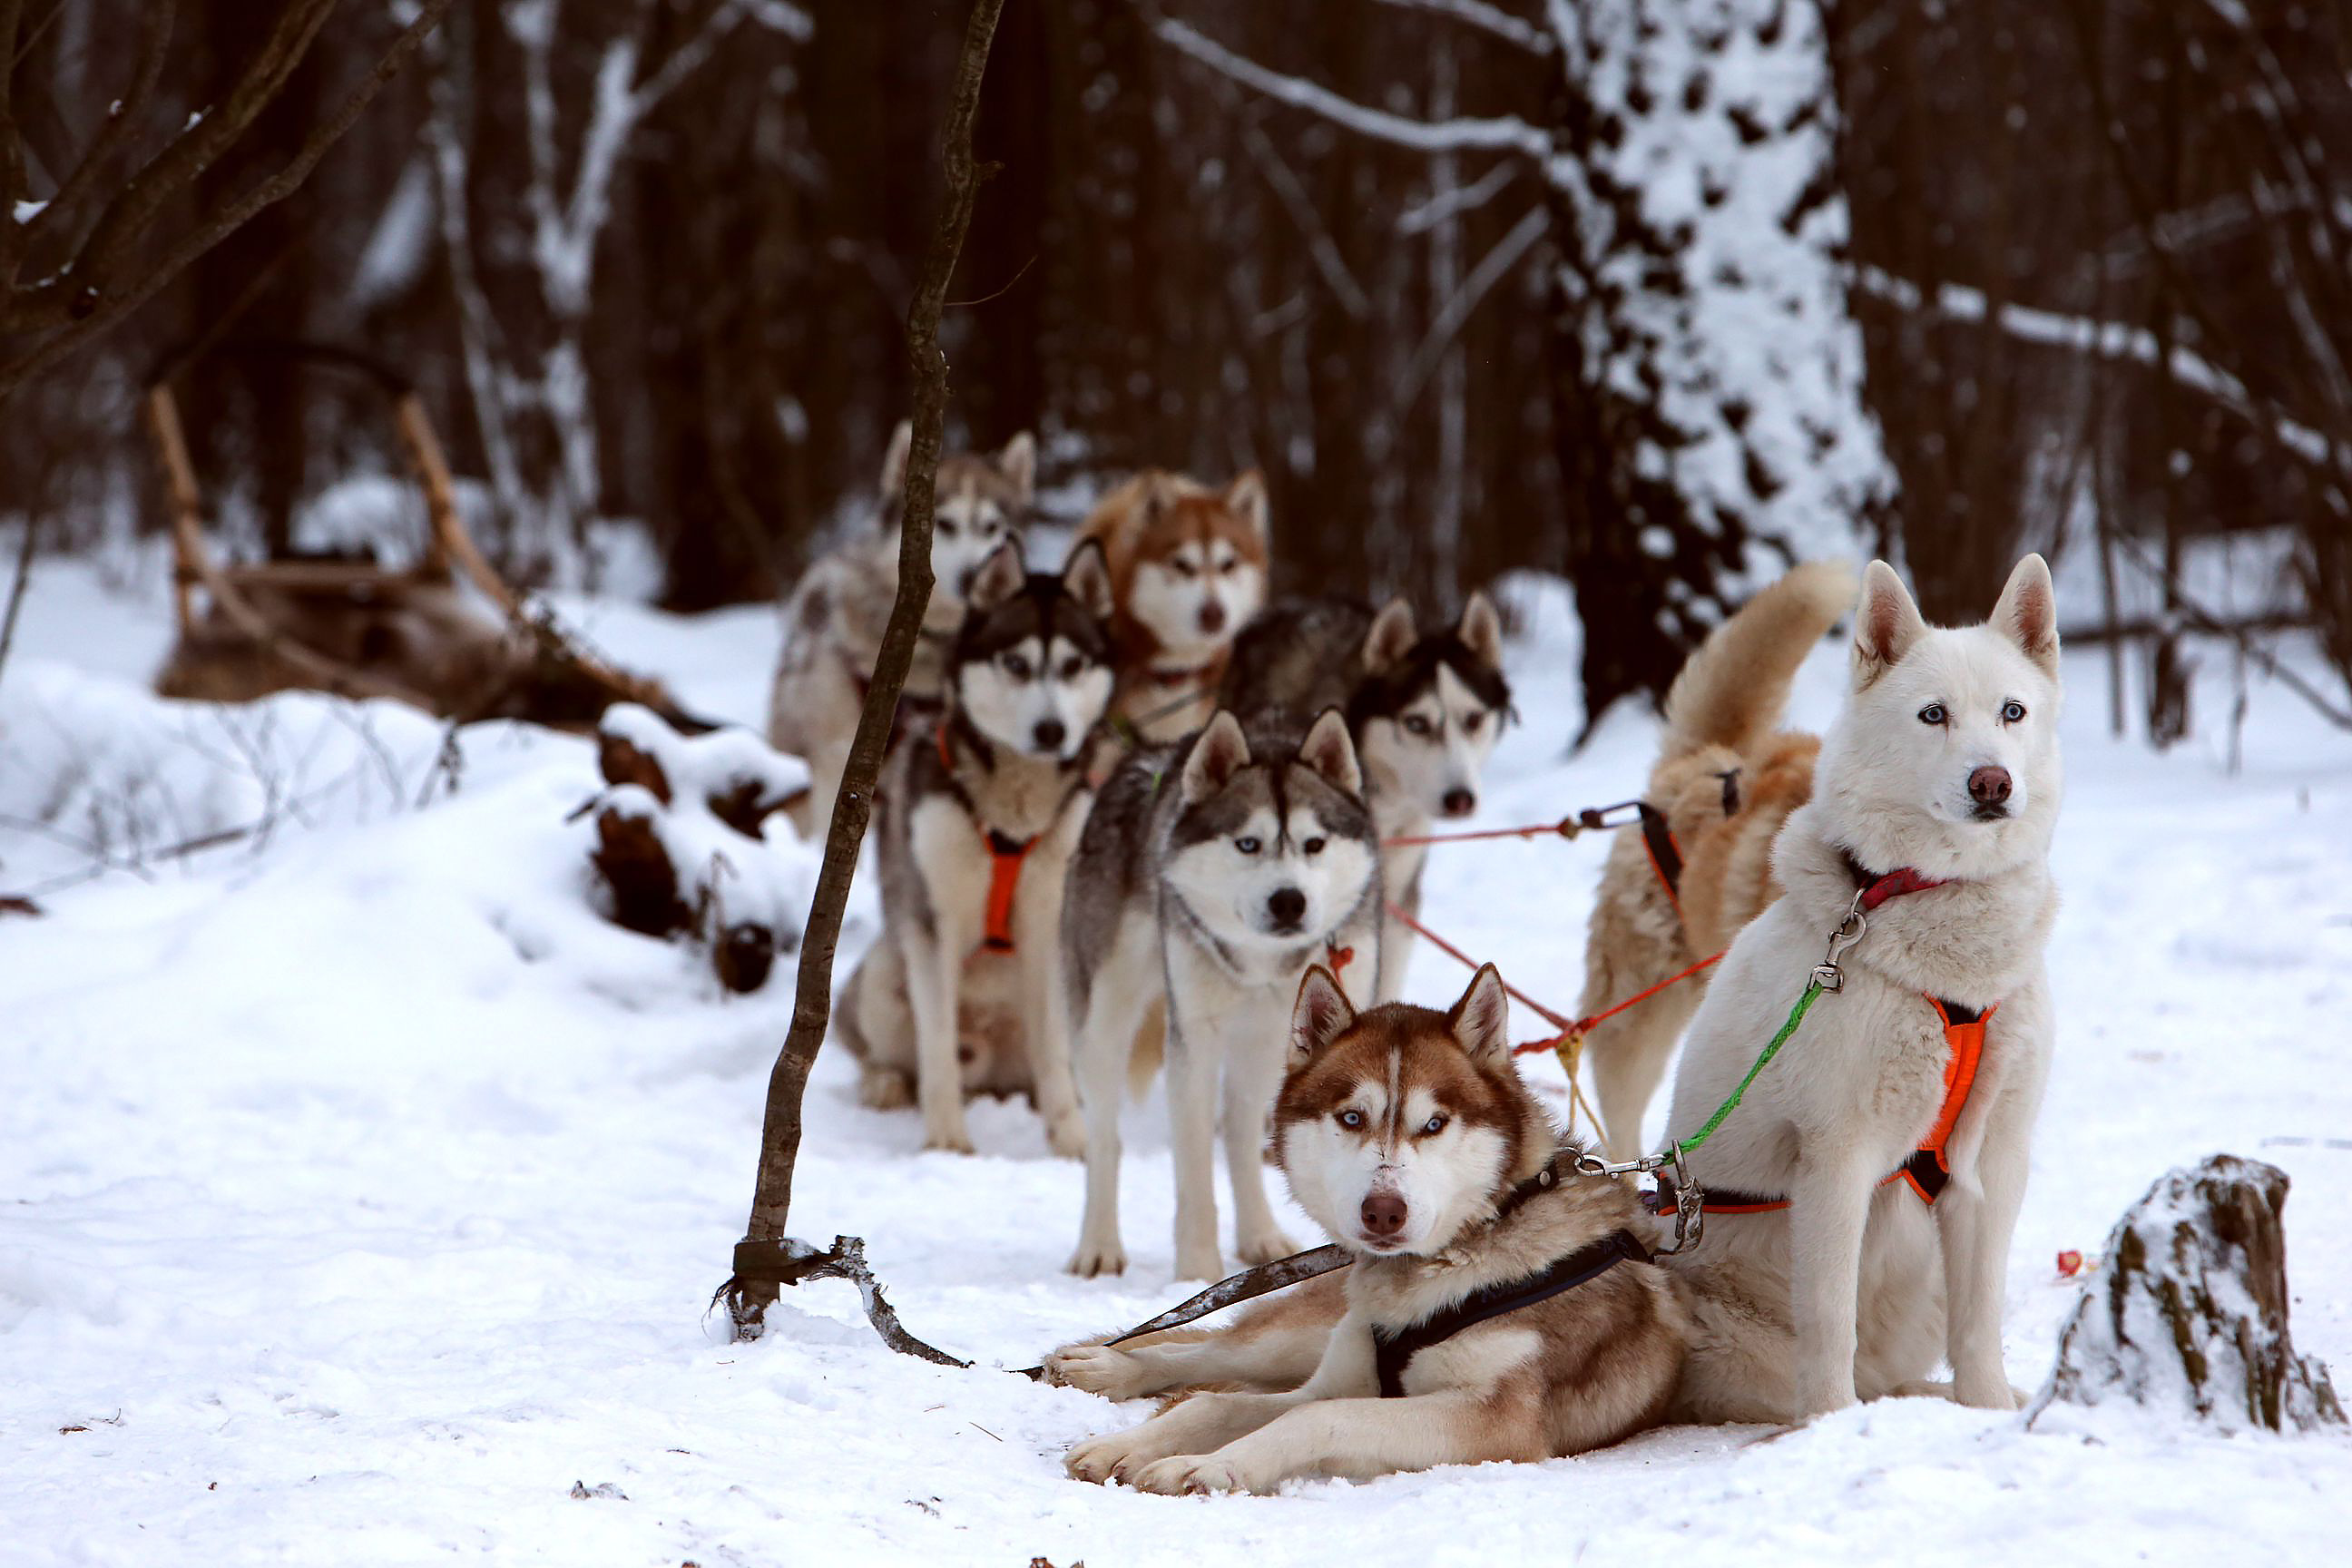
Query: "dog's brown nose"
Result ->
[[1198, 600, 1227, 634], [1360, 1191, 1407, 1239], [1968, 765, 2013, 806]]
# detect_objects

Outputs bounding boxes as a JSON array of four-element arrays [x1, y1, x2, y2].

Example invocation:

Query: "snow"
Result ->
[[5, 557, 2351, 1563]]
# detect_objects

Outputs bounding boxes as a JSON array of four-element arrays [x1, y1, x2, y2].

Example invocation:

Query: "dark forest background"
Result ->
[[5, 0, 2349, 731]]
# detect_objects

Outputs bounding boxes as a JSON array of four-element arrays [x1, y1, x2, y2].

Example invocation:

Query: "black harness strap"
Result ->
[[1635, 801, 1684, 897], [1373, 1229, 1651, 1398]]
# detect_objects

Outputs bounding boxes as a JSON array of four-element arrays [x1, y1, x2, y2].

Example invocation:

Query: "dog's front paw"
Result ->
[[858, 1066, 915, 1111], [1128, 1454, 1259, 1496], [1951, 1377, 2029, 1412], [1235, 1226, 1299, 1267], [1066, 1238, 1127, 1278], [1045, 1342, 1152, 1400], [1066, 1425, 1170, 1485], [919, 1106, 975, 1155], [1044, 1110, 1087, 1161]]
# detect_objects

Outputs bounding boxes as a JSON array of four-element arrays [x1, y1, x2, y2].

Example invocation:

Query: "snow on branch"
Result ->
[[1397, 160, 1518, 236], [1152, 15, 1550, 161], [1856, 265, 2344, 471], [1365, 0, 1554, 57]]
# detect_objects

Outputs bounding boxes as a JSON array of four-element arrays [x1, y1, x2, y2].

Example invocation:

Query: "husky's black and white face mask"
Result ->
[[1164, 710, 1380, 950], [1350, 593, 1512, 824], [950, 540, 1116, 763]]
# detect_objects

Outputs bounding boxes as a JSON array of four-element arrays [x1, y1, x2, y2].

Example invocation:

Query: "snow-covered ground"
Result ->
[[4, 550, 2349, 1565]]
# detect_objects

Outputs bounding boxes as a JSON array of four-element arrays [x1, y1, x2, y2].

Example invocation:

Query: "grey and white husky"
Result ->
[[1220, 593, 1510, 1000], [1064, 707, 1384, 1280], [768, 421, 1034, 838], [835, 538, 1114, 1155]]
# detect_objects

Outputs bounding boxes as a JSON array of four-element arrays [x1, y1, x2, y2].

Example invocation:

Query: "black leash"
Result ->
[[1373, 1228, 1650, 1397], [1013, 1152, 1590, 1382], [1008, 1243, 1351, 1381]]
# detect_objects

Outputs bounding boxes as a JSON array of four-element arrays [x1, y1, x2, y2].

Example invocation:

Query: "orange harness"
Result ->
[[1673, 859, 1998, 1216], [1684, 996, 1994, 1215], [938, 726, 1035, 955]]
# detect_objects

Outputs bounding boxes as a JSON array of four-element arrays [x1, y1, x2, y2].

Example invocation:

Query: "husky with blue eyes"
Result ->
[[1062, 705, 1384, 1281], [1220, 593, 1512, 1000], [835, 538, 1115, 1154]]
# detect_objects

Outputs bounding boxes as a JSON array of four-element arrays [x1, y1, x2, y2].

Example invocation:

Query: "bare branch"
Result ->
[[0, 516, 34, 697], [1393, 204, 1548, 416], [1855, 266, 2347, 481], [1397, 159, 1517, 235], [730, 0, 1007, 1341], [0, 0, 457, 405], [1152, 14, 1550, 160], [1226, 92, 1369, 318], [13, 0, 176, 291], [1367, 0, 1553, 55]]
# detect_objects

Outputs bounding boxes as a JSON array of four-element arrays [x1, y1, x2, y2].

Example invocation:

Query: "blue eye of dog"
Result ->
[[1303, 837, 1326, 855], [1918, 702, 1946, 726], [1338, 1110, 1365, 1130], [1404, 715, 1434, 736], [1236, 836, 1261, 855], [2001, 700, 2027, 722], [1421, 1113, 1447, 1136]]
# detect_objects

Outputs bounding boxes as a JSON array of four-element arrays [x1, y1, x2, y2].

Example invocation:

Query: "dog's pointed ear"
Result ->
[[1852, 560, 1928, 690], [1225, 469, 1269, 544], [1447, 964, 1512, 1068], [1361, 599, 1417, 675], [878, 419, 914, 501], [1990, 553, 2060, 680], [1290, 965, 1357, 1068], [966, 539, 1026, 612], [1298, 708, 1362, 797], [1061, 538, 1114, 623], [1181, 710, 1251, 804], [1456, 589, 1504, 670], [998, 431, 1036, 505]]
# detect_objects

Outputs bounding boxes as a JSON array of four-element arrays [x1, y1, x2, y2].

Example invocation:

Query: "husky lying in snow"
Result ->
[[834, 540, 1115, 1155], [1064, 708, 1383, 1282], [1660, 554, 2063, 1423], [1051, 556, 2063, 1433], [1220, 593, 1512, 1002], [1056, 965, 1688, 1492], [768, 422, 1034, 838]]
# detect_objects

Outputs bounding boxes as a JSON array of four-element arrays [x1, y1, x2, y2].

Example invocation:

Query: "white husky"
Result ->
[[1658, 554, 2063, 1424]]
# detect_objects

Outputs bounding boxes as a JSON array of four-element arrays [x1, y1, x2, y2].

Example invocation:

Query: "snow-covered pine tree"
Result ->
[[1537, 0, 1888, 726]]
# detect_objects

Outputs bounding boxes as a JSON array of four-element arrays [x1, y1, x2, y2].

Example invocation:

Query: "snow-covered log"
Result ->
[[2028, 1154, 2347, 1435]]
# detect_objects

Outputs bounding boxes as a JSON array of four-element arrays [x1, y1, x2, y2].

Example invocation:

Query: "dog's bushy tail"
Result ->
[[1659, 559, 1855, 764]]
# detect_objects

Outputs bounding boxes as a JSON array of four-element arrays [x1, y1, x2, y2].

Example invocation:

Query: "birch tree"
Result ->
[[426, 0, 810, 581]]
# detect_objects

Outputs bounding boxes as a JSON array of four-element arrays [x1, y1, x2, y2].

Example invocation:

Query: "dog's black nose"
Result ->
[[1441, 788, 1476, 818], [1968, 765, 2013, 806], [1198, 600, 1227, 634], [1360, 1191, 1407, 1239], [1267, 887, 1306, 927], [1034, 719, 1066, 751]]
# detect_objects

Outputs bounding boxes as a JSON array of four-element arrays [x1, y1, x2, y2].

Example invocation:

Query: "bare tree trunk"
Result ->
[[723, 0, 1006, 1343]]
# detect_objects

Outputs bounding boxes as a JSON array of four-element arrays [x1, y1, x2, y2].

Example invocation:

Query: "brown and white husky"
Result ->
[[1076, 469, 1269, 746], [767, 422, 1034, 837], [1054, 965, 1688, 1492]]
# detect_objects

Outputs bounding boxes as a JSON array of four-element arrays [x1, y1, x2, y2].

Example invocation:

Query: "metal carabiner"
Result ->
[[1811, 887, 1870, 993]]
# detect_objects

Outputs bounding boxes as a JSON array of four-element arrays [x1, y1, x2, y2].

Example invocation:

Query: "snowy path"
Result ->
[[4, 558, 2349, 1565]]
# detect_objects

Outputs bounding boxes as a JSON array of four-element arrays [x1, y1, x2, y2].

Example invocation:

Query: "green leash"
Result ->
[[1668, 977, 1826, 1159]]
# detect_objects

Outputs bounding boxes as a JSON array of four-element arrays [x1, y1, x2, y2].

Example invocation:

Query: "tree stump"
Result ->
[[2028, 1154, 2346, 1434]]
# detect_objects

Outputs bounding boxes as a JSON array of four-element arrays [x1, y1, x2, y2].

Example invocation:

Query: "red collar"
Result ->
[[1843, 850, 1948, 912]]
